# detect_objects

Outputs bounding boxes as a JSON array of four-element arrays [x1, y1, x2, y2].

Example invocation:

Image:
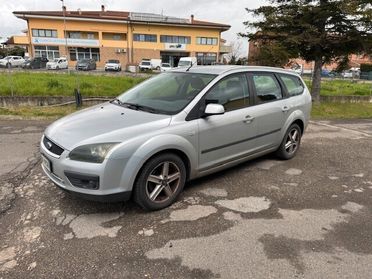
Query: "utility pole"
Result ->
[[60, 0, 70, 74]]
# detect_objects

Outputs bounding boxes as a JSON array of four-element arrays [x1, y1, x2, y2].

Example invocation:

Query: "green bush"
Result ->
[[47, 79, 62, 89], [360, 63, 372, 72]]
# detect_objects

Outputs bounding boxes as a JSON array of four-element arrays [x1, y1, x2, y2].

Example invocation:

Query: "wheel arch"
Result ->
[[118, 134, 197, 193]]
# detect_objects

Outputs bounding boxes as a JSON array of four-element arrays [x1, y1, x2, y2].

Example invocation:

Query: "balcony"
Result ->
[[219, 45, 232, 54]]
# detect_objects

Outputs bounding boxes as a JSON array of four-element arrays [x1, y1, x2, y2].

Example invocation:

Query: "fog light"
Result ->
[[65, 172, 100, 190]]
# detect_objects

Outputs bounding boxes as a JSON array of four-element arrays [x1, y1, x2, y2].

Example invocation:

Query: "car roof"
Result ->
[[172, 65, 299, 76]]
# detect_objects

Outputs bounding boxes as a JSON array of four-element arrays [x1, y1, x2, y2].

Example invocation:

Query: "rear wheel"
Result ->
[[133, 153, 186, 211], [276, 123, 302, 160]]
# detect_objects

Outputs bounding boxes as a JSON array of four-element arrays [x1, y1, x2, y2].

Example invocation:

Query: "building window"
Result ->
[[32, 29, 58, 38], [69, 47, 100, 61], [87, 33, 95, 40], [196, 53, 217, 65], [160, 35, 191, 44], [68, 32, 81, 39], [133, 34, 157, 42], [34, 45, 60, 60], [102, 32, 127, 41], [196, 37, 218, 45]]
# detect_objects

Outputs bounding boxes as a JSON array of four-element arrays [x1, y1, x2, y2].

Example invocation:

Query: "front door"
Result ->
[[198, 73, 259, 171]]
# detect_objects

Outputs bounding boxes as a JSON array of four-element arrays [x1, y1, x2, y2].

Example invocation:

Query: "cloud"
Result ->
[[0, 0, 264, 55]]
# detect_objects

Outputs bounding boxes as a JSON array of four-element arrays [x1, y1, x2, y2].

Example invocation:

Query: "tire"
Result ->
[[133, 153, 186, 211], [156, 66, 160, 71], [56, 66, 59, 70], [276, 123, 302, 160]]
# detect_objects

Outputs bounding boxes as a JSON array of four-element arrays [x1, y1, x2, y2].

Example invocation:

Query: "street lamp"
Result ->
[[60, 0, 70, 73]]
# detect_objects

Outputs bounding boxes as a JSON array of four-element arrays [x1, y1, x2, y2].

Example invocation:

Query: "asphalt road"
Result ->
[[0, 119, 371, 279]]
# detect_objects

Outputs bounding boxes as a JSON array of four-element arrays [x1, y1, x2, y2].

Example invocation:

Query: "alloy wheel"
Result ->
[[145, 161, 181, 203], [284, 128, 300, 154]]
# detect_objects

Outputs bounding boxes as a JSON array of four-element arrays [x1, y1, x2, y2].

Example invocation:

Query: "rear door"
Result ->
[[248, 72, 289, 149]]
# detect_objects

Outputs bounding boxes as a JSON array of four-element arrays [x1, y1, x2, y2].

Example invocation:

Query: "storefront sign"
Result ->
[[32, 37, 99, 47], [164, 43, 186, 51]]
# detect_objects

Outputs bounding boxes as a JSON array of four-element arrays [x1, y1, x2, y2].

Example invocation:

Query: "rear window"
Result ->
[[279, 74, 304, 96], [252, 74, 282, 103]]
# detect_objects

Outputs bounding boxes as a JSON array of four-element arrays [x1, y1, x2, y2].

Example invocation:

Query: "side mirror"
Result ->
[[204, 103, 225, 117]]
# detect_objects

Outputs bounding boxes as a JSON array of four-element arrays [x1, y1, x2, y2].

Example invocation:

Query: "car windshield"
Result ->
[[52, 59, 59, 62], [79, 59, 90, 63], [115, 72, 216, 115], [108, 60, 119, 63], [3, 56, 11, 60], [141, 61, 151, 65], [162, 63, 170, 67], [178, 61, 191, 67]]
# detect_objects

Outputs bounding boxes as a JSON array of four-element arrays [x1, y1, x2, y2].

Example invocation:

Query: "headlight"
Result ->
[[69, 143, 119, 163]]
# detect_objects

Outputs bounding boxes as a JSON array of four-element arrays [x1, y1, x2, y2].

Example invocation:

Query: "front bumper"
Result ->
[[40, 136, 132, 202]]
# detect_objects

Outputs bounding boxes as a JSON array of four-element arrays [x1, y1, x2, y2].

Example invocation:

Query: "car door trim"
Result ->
[[201, 128, 281, 154], [199, 144, 277, 173]]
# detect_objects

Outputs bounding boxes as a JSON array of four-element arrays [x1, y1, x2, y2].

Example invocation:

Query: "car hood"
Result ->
[[46, 62, 57, 66], [106, 63, 119, 66], [77, 63, 89, 66], [44, 102, 172, 150]]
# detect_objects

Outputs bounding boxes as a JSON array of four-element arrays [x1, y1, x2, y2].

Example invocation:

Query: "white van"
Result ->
[[139, 59, 161, 71], [178, 57, 197, 68]]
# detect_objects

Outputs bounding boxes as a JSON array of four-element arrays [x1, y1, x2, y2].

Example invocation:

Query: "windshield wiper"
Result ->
[[121, 102, 161, 114]]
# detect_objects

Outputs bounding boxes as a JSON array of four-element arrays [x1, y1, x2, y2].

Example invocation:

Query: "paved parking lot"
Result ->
[[0, 119, 371, 278]]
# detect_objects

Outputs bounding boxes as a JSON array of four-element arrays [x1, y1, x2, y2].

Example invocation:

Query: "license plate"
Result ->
[[42, 155, 52, 173]]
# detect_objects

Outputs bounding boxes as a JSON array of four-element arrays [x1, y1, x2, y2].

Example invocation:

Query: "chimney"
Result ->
[[190, 14, 194, 23], [101, 5, 105, 12], [77, 8, 82, 15], [62, 6, 67, 13]]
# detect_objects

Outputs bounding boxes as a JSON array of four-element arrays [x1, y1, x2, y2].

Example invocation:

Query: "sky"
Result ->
[[0, 0, 265, 56]]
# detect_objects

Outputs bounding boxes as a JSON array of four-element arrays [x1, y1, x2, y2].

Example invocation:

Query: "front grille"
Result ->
[[43, 136, 64, 156]]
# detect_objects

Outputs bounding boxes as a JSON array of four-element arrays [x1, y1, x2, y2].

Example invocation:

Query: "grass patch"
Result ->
[[304, 79, 372, 96], [311, 102, 372, 119], [2, 102, 372, 120], [0, 105, 82, 119], [0, 72, 146, 97]]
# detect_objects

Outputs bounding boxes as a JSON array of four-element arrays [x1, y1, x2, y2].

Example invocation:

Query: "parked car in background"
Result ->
[[178, 57, 197, 68], [160, 63, 172, 72], [105, 60, 121, 72], [139, 59, 161, 71], [0, 56, 25, 68], [341, 68, 360, 79], [40, 66, 311, 211], [47, 57, 68, 70], [75, 59, 96, 71], [139, 59, 152, 71], [22, 57, 48, 69]]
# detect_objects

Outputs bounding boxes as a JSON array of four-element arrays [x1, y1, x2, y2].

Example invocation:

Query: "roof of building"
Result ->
[[13, 10, 230, 30]]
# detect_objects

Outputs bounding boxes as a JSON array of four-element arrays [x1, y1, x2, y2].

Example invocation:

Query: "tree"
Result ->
[[249, 41, 292, 67], [240, 0, 372, 102], [227, 40, 243, 65]]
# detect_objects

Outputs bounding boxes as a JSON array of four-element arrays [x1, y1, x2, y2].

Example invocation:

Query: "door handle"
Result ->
[[243, 115, 255, 124], [282, 106, 290, 113]]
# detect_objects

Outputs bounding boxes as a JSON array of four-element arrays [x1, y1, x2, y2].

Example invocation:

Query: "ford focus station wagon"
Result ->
[[40, 66, 311, 210]]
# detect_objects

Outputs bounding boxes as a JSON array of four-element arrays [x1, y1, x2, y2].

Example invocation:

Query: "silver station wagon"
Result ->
[[40, 66, 311, 210]]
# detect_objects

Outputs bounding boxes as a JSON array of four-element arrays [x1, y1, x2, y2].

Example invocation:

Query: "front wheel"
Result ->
[[133, 153, 186, 211], [276, 123, 302, 160]]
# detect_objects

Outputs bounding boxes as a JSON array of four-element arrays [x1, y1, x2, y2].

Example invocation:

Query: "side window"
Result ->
[[279, 74, 304, 96], [205, 74, 250, 112], [252, 74, 282, 103]]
